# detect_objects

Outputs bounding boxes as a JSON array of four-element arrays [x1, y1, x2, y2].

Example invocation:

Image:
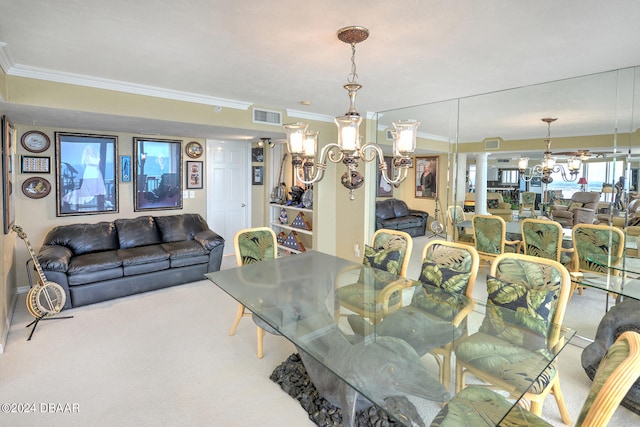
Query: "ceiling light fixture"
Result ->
[[283, 26, 420, 200], [518, 118, 581, 184], [257, 137, 274, 148]]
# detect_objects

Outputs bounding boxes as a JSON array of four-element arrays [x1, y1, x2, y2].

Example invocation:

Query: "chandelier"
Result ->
[[283, 26, 420, 200], [517, 118, 581, 184]]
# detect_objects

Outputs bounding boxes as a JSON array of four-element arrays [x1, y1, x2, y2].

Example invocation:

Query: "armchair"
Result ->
[[553, 191, 600, 227], [465, 192, 513, 221]]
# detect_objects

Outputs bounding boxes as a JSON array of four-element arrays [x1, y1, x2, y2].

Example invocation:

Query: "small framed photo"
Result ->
[[21, 156, 50, 174], [252, 147, 264, 162], [120, 155, 131, 183], [252, 166, 264, 185], [22, 176, 51, 199], [186, 161, 203, 189]]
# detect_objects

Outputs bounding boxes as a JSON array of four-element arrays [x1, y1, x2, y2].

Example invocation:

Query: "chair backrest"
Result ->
[[233, 227, 278, 267], [485, 253, 571, 349], [486, 192, 504, 204], [571, 191, 601, 210], [521, 218, 563, 262], [472, 214, 507, 256], [577, 331, 640, 427], [418, 239, 479, 298], [571, 223, 625, 274], [365, 229, 413, 277], [447, 205, 465, 225], [521, 191, 536, 206]]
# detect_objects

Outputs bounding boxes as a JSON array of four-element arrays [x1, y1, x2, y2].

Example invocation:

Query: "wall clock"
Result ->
[[185, 141, 203, 159], [21, 131, 51, 153]]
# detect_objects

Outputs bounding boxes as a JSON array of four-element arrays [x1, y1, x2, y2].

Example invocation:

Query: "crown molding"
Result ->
[[286, 109, 334, 123], [4, 61, 253, 111], [0, 42, 13, 74]]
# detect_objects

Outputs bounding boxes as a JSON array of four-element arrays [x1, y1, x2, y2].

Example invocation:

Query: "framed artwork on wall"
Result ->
[[133, 137, 183, 211], [186, 160, 203, 189], [21, 156, 50, 173], [252, 166, 264, 185], [376, 156, 394, 197], [22, 176, 51, 199], [120, 155, 131, 183], [2, 116, 16, 234], [55, 132, 119, 216], [252, 147, 264, 162], [415, 156, 438, 199]]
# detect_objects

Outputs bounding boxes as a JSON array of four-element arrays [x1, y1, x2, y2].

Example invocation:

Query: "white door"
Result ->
[[206, 140, 249, 255]]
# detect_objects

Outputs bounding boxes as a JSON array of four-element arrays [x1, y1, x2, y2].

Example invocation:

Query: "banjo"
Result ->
[[430, 198, 444, 235], [13, 225, 66, 318]]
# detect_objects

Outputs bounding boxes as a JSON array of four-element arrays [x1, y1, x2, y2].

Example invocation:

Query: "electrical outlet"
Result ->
[[354, 244, 360, 258]]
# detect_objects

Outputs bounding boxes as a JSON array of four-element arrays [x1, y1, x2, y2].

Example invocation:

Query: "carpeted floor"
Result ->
[[0, 240, 638, 426]]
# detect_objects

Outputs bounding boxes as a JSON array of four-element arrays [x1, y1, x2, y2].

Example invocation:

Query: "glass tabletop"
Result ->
[[206, 250, 574, 426], [586, 254, 640, 276], [573, 272, 640, 301]]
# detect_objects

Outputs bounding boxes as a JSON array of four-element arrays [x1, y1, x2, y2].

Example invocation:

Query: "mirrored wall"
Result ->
[[375, 65, 640, 340]]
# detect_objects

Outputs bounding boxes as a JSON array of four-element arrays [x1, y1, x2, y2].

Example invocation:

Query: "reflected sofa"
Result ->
[[464, 192, 513, 221], [553, 191, 599, 228], [375, 199, 429, 237], [38, 213, 225, 309]]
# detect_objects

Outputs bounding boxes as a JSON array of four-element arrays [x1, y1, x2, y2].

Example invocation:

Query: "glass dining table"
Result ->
[[206, 250, 574, 427], [573, 254, 640, 302]]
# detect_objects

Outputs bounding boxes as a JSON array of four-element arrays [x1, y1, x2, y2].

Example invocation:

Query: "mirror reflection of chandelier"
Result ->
[[283, 26, 420, 200], [517, 117, 581, 184]]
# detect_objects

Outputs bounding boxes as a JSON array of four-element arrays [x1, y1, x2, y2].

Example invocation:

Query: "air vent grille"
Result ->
[[253, 108, 282, 126], [484, 138, 500, 150]]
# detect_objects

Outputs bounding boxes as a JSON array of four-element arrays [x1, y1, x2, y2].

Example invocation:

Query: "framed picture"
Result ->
[[415, 156, 438, 198], [376, 156, 394, 197], [22, 176, 51, 199], [55, 132, 119, 216], [2, 116, 16, 234], [120, 155, 132, 183], [133, 137, 183, 211], [21, 155, 50, 173], [252, 147, 264, 162], [252, 166, 264, 185], [186, 160, 203, 189]]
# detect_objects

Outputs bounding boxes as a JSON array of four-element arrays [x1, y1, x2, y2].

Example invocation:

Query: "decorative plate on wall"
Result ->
[[21, 131, 51, 153], [22, 177, 51, 199], [185, 141, 203, 159]]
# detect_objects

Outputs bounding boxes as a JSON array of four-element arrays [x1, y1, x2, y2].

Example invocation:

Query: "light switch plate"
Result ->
[[183, 191, 189, 199]]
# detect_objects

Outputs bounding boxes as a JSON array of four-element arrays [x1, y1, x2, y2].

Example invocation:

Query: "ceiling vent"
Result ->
[[496, 158, 511, 163], [253, 108, 282, 126], [483, 137, 502, 150]]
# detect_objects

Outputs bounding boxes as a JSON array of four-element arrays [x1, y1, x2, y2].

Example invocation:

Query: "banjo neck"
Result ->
[[12, 225, 48, 287]]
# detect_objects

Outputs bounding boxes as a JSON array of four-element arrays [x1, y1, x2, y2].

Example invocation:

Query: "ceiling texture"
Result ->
[[2, 0, 640, 150]]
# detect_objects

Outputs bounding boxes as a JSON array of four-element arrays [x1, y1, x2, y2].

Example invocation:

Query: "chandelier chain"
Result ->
[[348, 43, 359, 84]]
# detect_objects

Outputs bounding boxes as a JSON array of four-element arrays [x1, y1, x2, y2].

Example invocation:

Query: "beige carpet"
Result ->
[[0, 243, 638, 426]]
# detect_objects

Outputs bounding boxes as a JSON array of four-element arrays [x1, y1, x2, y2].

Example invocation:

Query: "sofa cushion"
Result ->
[[487, 199, 500, 209], [375, 200, 397, 220], [161, 240, 208, 259], [44, 222, 118, 256], [392, 200, 410, 217], [123, 260, 170, 276], [155, 214, 209, 243], [115, 216, 161, 249], [117, 245, 169, 266], [568, 202, 583, 212], [68, 250, 122, 274], [380, 217, 424, 229]]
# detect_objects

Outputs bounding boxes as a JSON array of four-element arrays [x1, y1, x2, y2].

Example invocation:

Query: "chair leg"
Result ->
[[229, 304, 245, 336], [455, 363, 465, 393], [551, 378, 572, 425], [256, 326, 265, 359]]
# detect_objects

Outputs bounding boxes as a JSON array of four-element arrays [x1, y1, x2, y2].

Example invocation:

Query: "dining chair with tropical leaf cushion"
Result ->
[[454, 253, 572, 424], [521, 218, 574, 267], [432, 330, 640, 427], [335, 229, 413, 323], [519, 191, 536, 219], [447, 205, 474, 244], [229, 226, 279, 359], [411, 239, 479, 391], [472, 214, 521, 266], [569, 223, 625, 300]]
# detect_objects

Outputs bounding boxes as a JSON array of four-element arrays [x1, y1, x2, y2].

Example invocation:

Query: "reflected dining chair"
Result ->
[[471, 214, 521, 266], [229, 226, 279, 359], [521, 218, 573, 267], [432, 330, 640, 427], [411, 239, 479, 391], [454, 253, 572, 424], [569, 223, 625, 300], [519, 191, 536, 219], [447, 205, 474, 244], [335, 229, 413, 323]]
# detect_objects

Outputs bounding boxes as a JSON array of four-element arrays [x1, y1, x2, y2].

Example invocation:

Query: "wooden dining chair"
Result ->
[[447, 205, 474, 244], [471, 214, 521, 266], [454, 253, 572, 424], [431, 331, 640, 427], [519, 191, 536, 219], [412, 239, 479, 391], [569, 223, 625, 300], [229, 226, 278, 359], [521, 218, 573, 267], [335, 229, 413, 323]]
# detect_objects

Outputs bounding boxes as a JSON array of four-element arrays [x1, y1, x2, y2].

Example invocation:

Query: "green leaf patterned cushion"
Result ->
[[487, 199, 500, 209], [568, 201, 583, 212], [574, 226, 623, 273], [481, 275, 555, 348], [411, 286, 468, 322], [362, 244, 405, 276], [418, 261, 471, 294], [238, 230, 275, 265]]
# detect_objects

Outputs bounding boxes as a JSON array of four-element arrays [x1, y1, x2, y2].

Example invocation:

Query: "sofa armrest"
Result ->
[[194, 229, 225, 251], [498, 202, 511, 210], [573, 207, 596, 224], [38, 245, 73, 272], [407, 209, 428, 220], [554, 204, 569, 212]]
